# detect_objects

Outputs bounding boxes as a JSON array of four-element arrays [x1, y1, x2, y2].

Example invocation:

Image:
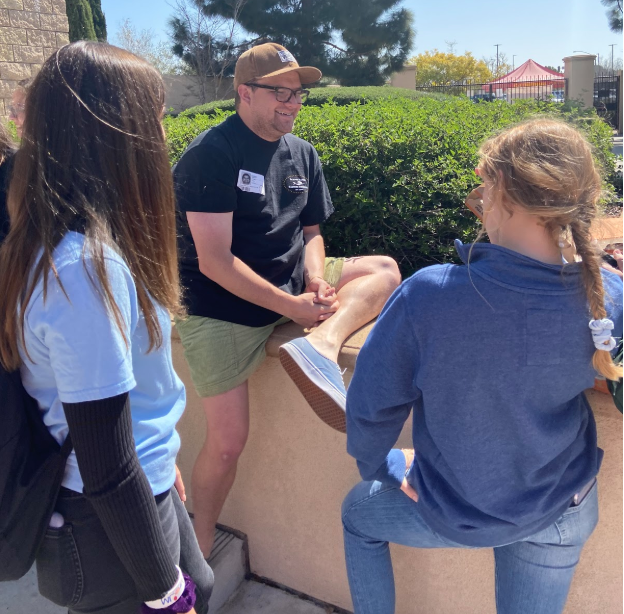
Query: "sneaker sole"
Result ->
[[279, 346, 347, 434]]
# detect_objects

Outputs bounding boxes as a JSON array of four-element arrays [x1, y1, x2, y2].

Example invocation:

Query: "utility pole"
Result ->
[[609, 44, 616, 74], [494, 44, 501, 76]]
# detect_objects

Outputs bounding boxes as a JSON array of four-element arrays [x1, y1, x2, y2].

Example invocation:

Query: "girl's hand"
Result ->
[[613, 249, 623, 273], [400, 449, 418, 502], [174, 465, 186, 502], [601, 248, 623, 279]]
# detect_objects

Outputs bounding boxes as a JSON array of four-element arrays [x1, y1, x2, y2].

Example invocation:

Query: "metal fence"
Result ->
[[594, 74, 621, 130], [415, 76, 566, 104]]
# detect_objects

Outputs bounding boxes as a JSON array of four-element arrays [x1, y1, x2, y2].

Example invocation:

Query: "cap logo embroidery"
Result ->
[[277, 50, 296, 63]]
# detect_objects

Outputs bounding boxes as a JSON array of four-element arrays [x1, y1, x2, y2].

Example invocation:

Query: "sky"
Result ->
[[101, 0, 623, 72]]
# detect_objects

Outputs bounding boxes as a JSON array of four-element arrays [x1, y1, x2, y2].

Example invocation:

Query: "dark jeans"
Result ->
[[36, 487, 214, 614]]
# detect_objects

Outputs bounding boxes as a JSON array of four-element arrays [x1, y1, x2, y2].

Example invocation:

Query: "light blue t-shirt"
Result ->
[[19, 232, 186, 495]]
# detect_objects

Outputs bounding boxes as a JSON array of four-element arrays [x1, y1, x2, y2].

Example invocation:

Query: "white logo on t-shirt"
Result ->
[[237, 170, 265, 195], [277, 50, 296, 63]]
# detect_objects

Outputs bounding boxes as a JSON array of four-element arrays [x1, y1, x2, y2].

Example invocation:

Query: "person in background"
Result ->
[[0, 120, 15, 243], [7, 78, 31, 139], [342, 119, 623, 614], [0, 42, 212, 614]]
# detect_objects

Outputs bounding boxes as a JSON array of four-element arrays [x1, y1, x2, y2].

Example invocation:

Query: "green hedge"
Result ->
[[165, 96, 617, 276], [177, 86, 445, 118]]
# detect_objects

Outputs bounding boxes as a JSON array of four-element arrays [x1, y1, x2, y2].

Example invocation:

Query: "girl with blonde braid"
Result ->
[[342, 119, 623, 614]]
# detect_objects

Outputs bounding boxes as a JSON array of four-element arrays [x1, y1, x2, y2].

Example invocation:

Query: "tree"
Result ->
[[407, 50, 492, 85], [199, 0, 414, 86], [595, 56, 623, 76], [87, 0, 107, 41], [66, 0, 97, 42], [481, 51, 512, 79], [169, 0, 248, 103], [601, 0, 623, 32], [115, 19, 184, 75]]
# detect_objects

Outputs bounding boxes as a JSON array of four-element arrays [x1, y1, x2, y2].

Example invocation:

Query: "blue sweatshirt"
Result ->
[[346, 240, 623, 547]]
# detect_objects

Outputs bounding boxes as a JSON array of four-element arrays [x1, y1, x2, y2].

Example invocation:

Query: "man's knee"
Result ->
[[208, 426, 248, 464], [373, 256, 402, 289], [199, 411, 249, 469], [197, 436, 246, 473]]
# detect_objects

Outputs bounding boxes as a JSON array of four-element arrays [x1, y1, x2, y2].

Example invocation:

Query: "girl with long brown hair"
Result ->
[[0, 42, 212, 613], [341, 119, 622, 614]]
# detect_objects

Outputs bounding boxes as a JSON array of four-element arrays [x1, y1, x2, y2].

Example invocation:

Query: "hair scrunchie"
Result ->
[[589, 318, 617, 352]]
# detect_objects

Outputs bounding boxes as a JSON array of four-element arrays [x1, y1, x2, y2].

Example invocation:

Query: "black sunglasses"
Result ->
[[244, 83, 310, 104]]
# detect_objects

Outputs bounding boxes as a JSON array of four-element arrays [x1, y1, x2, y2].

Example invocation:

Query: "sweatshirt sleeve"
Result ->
[[63, 394, 179, 602], [346, 286, 421, 487]]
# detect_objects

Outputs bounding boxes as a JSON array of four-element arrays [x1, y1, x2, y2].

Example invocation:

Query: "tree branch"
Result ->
[[322, 41, 352, 55]]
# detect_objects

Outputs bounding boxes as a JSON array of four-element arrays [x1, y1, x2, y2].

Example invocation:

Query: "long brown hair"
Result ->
[[478, 118, 622, 380], [0, 41, 183, 370]]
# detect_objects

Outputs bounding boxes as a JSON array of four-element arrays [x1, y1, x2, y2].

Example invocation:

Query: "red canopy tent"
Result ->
[[488, 59, 564, 91]]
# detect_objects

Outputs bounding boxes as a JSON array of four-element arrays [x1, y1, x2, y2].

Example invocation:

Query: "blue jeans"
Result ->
[[342, 480, 599, 614]]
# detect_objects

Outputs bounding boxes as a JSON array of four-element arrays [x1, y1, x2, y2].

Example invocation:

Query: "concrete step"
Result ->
[[217, 579, 330, 614], [0, 526, 246, 614], [208, 525, 247, 612]]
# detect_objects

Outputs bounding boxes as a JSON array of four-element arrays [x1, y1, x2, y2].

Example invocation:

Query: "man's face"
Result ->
[[244, 72, 303, 140]]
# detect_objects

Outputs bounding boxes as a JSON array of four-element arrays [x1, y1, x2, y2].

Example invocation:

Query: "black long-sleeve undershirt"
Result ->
[[62, 393, 179, 602]]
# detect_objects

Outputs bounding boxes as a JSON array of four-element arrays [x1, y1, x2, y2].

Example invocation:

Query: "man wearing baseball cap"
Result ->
[[173, 42, 401, 556]]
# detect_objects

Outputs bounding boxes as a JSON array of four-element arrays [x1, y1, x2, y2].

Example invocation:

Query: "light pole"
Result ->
[[494, 43, 501, 75], [512, 54, 516, 70], [609, 44, 616, 74]]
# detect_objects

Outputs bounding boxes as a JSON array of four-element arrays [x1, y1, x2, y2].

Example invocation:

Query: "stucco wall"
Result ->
[[390, 65, 416, 89], [0, 0, 69, 117], [163, 75, 234, 114], [174, 322, 623, 614], [563, 54, 596, 110]]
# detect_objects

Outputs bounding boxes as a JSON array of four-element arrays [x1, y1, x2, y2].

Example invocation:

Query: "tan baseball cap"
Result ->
[[233, 42, 322, 90]]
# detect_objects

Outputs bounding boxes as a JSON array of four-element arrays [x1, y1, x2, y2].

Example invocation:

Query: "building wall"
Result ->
[[0, 0, 69, 117], [390, 65, 416, 89], [163, 75, 234, 114]]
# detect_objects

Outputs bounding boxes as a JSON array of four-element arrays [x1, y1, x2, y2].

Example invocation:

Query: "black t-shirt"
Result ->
[[173, 113, 334, 327]]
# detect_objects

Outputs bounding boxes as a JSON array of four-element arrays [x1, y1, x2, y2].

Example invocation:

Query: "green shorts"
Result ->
[[175, 257, 345, 398]]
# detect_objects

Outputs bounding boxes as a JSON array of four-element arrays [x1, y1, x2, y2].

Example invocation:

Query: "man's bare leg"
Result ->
[[305, 256, 401, 361], [279, 256, 401, 431], [191, 381, 250, 557]]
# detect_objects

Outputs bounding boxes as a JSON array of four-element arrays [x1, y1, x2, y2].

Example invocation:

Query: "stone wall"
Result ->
[[0, 0, 69, 116]]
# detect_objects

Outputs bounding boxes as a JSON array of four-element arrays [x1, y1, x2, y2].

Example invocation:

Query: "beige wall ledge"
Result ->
[[174, 322, 623, 614]]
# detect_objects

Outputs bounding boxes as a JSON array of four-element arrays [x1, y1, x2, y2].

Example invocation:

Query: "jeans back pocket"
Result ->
[[36, 524, 83, 607]]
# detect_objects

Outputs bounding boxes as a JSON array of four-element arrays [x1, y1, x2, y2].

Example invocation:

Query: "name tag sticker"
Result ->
[[237, 170, 265, 195], [284, 175, 308, 193]]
